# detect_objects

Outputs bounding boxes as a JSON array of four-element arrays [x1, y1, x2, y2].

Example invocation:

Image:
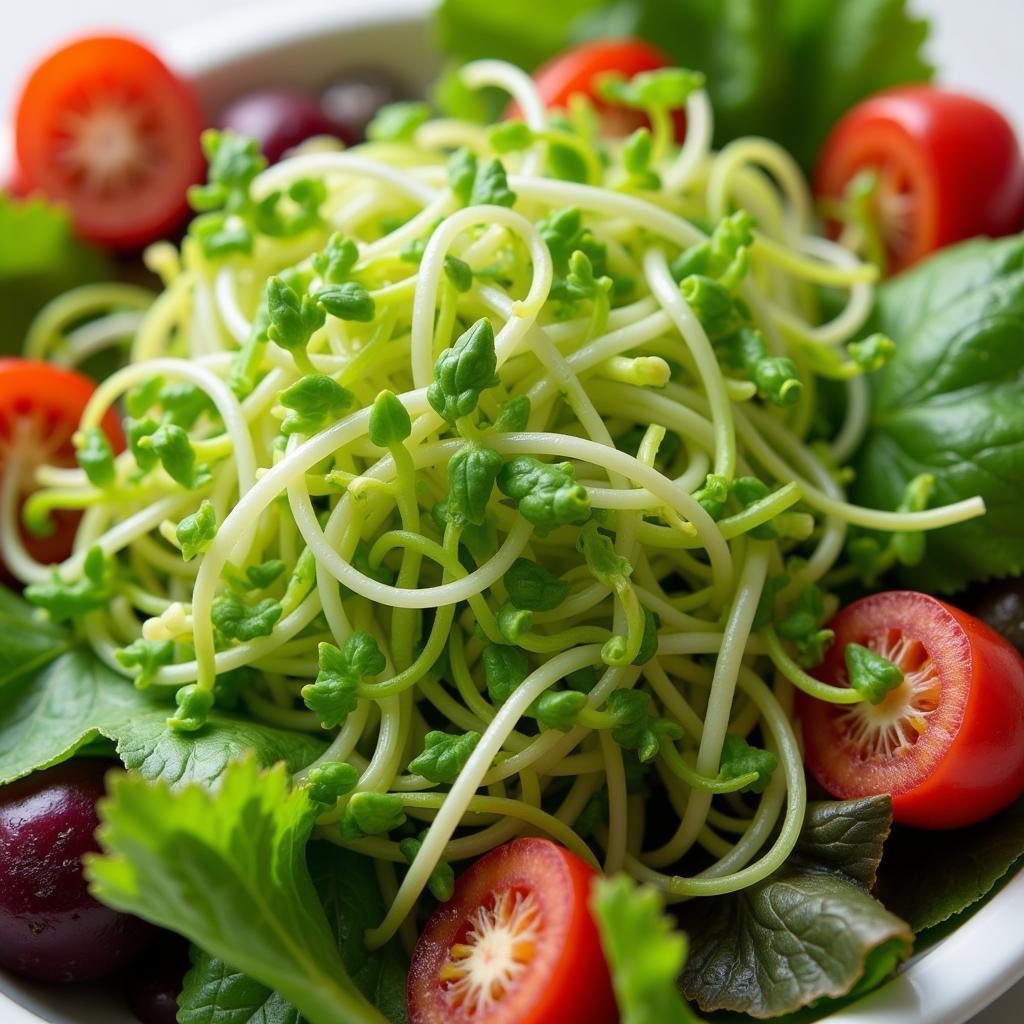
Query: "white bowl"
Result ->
[[2, 2, 1023, 1022]]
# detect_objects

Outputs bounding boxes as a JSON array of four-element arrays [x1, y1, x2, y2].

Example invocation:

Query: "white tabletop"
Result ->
[[2, 2, 1023, 1022]]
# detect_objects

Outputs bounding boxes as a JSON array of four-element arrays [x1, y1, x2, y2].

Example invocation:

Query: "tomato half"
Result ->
[[14, 36, 205, 250], [528, 39, 686, 140], [0, 360, 124, 572], [815, 86, 1024, 273], [408, 838, 616, 1024], [798, 591, 1024, 829]]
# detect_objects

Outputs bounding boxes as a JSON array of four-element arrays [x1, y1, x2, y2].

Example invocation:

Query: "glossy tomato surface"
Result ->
[[15, 35, 205, 249], [0, 359, 124, 571], [0, 760, 154, 981], [529, 39, 685, 140], [798, 591, 1024, 829], [408, 838, 616, 1024], [815, 86, 1024, 272]]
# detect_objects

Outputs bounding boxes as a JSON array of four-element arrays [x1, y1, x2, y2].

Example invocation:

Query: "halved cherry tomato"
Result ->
[[14, 36, 205, 250], [527, 39, 686, 140], [408, 838, 616, 1024], [815, 86, 1024, 273], [798, 591, 1024, 829], [0, 360, 124, 573]]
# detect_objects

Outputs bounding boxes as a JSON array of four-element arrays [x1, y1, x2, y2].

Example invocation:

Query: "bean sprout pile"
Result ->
[[2, 59, 985, 950]]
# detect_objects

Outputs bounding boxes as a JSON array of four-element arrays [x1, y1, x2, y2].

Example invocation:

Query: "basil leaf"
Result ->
[[179, 846, 409, 1024], [854, 235, 1024, 591], [876, 795, 1024, 934], [0, 648, 324, 788], [680, 797, 910, 1018]]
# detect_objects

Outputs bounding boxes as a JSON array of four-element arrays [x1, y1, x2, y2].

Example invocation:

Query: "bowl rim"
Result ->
[[2, 1, 1024, 1022]]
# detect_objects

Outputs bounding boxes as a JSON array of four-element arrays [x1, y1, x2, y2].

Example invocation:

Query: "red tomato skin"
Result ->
[[526, 39, 686, 141], [408, 838, 617, 1024], [798, 591, 1024, 829], [815, 87, 1024, 272], [14, 36, 205, 250], [0, 360, 124, 571]]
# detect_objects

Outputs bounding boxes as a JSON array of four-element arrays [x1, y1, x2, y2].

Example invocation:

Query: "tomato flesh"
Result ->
[[15, 36, 205, 250], [408, 838, 616, 1024], [815, 86, 1024, 273], [798, 591, 1024, 829], [0, 360, 124, 573], [528, 39, 686, 141]]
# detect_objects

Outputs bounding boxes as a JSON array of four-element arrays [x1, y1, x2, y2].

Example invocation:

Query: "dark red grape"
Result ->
[[217, 88, 346, 163], [127, 932, 191, 1024], [320, 71, 408, 142], [0, 759, 154, 982]]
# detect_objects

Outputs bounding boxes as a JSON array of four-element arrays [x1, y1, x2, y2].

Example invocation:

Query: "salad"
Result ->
[[2, 3, 1024, 1024]]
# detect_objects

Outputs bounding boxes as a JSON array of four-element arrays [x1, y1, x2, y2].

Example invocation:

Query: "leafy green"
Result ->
[[530, 689, 586, 731], [0, 598, 324, 787], [400, 832, 456, 903], [680, 796, 911, 1017], [76, 427, 116, 487], [0, 193, 111, 355], [592, 874, 702, 1024], [341, 792, 407, 841], [142, 423, 212, 489], [854, 235, 1024, 591], [86, 758, 391, 1024], [366, 101, 432, 143], [179, 844, 409, 1024], [114, 638, 175, 689], [305, 761, 360, 805], [876, 796, 1024, 933], [845, 642, 903, 704], [717, 733, 777, 794], [317, 282, 376, 323], [0, 586, 71, 692], [435, 0, 932, 172]]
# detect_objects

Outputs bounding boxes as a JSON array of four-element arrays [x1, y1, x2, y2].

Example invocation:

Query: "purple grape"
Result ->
[[217, 88, 346, 163], [0, 760, 155, 982], [320, 71, 408, 142], [127, 933, 191, 1024]]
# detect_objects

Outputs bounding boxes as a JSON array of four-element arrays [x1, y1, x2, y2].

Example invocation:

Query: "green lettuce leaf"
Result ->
[[179, 845, 408, 1024], [591, 874, 702, 1023], [85, 758, 390, 1024], [0, 587, 324, 787], [435, 0, 932, 171], [876, 795, 1024, 934], [854, 234, 1024, 591], [680, 797, 911, 1018]]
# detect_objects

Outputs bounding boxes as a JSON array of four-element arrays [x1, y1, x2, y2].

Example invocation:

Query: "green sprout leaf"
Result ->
[[305, 761, 360, 806], [483, 643, 530, 705], [302, 633, 386, 729], [317, 282, 376, 323], [25, 545, 110, 622], [212, 592, 283, 642], [718, 733, 778, 794], [76, 427, 116, 488], [408, 730, 481, 784], [497, 456, 591, 535], [340, 792, 407, 841], [114, 638, 175, 690], [504, 558, 569, 612], [427, 318, 499, 422], [366, 101, 431, 143], [446, 444, 503, 527], [280, 374, 354, 436], [845, 643, 904, 705], [368, 390, 412, 448]]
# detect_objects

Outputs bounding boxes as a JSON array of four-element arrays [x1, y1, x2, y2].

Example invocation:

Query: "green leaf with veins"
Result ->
[[0, 632, 324, 788], [854, 234, 1024, 591], [280, 374, 354, 436], [0, 586, 70, 693], [427, 318, 499, 423], [680, 796, 910, 1017], [178, 844, 409, 1024], [876, 795, 1024, 933], [86, 759, 390, 1024]]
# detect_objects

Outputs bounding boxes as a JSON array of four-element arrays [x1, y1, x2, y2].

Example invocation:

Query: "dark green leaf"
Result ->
[[876, 796, 1024, 933], [794, 796, 892, 888]]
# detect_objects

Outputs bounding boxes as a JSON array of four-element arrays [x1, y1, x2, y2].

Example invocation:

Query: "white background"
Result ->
[[1, 1, 1023, 1022]]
